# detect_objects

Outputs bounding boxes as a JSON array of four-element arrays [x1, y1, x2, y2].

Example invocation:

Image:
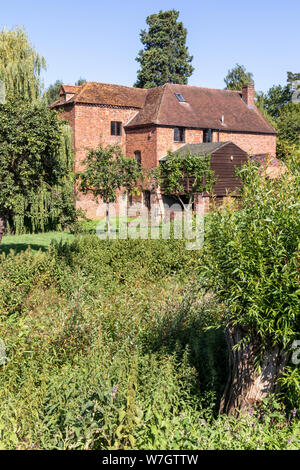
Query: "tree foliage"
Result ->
[[204, 159, 299, 346], [134, 10, 194, 89], [0, 27, 46, 101], [256, 72, 300, 159], [44, 79, 63, 105], [202, 158, 300, 410], [276, 102, 300, 147], [154, 152, 216, 210], [256, 84, 292, 119], [77, 146, 143, 230], [224, 63, 254, 91], [0, 27, 76, 240], [0, 99, 76, 238]]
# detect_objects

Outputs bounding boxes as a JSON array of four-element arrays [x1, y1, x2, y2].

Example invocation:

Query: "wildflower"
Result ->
[[288, 437, 293, 445], [292, 408, 297, 419], [111, 385, 118, 399]]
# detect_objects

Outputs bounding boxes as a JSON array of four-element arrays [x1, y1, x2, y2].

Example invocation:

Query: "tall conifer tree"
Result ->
[[134, 10, 194, 89]]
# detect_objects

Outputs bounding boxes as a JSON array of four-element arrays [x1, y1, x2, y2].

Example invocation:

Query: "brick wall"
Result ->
[[156, 127, 203, 161], [59, 102, 277, 219], [74, 104, 138, 172], [215, 131, 276, 156], [126, 126, 157, 169], [60, 102, 139, 219]]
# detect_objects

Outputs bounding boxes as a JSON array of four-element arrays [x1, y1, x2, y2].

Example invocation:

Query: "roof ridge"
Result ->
[[81, 81, 147, 92], [164, 83, 242, 93]]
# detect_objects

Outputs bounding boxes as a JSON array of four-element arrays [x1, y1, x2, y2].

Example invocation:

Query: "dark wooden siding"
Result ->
[[210, 143, 247, 196], [160, 142, 248, 198]]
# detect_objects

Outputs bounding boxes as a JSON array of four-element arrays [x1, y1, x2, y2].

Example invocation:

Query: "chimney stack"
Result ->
[[242, 83, 255, 107]]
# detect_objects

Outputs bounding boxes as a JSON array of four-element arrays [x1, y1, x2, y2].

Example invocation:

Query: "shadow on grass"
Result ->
[[142, 291, 228, 414], [0, 243, 49, 256]]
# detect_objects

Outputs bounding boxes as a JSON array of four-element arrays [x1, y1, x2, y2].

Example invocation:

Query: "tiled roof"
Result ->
[[159, 142, 231, 161], [126, 83, 276, 135], [51, 81, 276, 135], [51, 82, 147, 109], [60, 85, 82, 95]]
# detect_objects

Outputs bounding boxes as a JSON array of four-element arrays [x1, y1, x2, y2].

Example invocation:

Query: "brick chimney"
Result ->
[[242, 83, 255, 107]]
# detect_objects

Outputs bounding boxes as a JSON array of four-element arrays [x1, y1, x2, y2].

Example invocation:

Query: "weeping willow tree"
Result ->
[[0, 27, 46, 101], [0, 99, 76, 241], [0, 27, 76, 240]]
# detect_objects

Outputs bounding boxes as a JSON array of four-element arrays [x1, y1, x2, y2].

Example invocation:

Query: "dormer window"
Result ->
[[203, 129, 212, 143], [174, 127, 185, 142], [175, 93, 186, 102], [111, 121, 122, 136]]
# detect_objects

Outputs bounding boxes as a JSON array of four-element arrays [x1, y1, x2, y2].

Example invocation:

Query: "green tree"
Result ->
[[224, 63, 254, 91], [0, 100, 76, 242], [276, 102, 300, 147], [134, 10, 194, 89], [44, 78, 87, 105], [44, 79, 63, 105], [0, 27, 46, 101], [256, 84, 292, 119], [77, 146, 143, 232], [75, 78, 87, 86], [203, 158, 300, 415], [154, 151, 216, 212], [287, 71, 300, 88]]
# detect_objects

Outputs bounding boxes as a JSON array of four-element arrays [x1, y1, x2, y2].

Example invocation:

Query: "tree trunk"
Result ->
[[106, 203, 110, 234], [220, 326, 289, 416], [0, 214, 7, 245]]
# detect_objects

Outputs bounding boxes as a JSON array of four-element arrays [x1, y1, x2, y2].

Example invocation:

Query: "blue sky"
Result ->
[[1, 0, 299, 93]]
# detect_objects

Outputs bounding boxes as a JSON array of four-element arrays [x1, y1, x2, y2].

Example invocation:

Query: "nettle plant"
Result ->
[[203, 156, 300, 415]]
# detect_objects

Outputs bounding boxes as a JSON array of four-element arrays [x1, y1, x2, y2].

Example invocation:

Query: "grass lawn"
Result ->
[[0, 215, 202, 256], [0, 231, 75, 255]]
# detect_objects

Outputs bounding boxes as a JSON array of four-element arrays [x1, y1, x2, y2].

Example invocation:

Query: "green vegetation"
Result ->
[[0, 27, 76, 241], [0, 158, 299, 450], [154, 151, 215, 211], [77, 145, 143, 233], [224, 63, 254, 90], [134, 10, 194, 89], [203, 158, 300, 414], [0, 27, 45, 101], [255, 72, 300, 159], [0, 231, 74, 255], [0, 234, 299, 450]]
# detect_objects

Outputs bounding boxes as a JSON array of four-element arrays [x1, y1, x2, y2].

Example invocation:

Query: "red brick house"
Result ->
[[51, 81, 277, 218]]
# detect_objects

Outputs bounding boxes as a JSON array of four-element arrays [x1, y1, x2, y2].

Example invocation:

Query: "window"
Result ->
[[174, 127, 185, 142], [175, 93, 186, 102], [134, 151, 142, 167], [203, 129, 212, 143], [111, 121, 122, 136]]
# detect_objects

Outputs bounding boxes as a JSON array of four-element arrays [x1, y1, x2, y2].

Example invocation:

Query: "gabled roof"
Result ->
[[50, 81, 276, 135], [159, 142, 245, 161], [51, 82, 147, 109], [60, 85, 82, 95], [125, 83, 276, 135]]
